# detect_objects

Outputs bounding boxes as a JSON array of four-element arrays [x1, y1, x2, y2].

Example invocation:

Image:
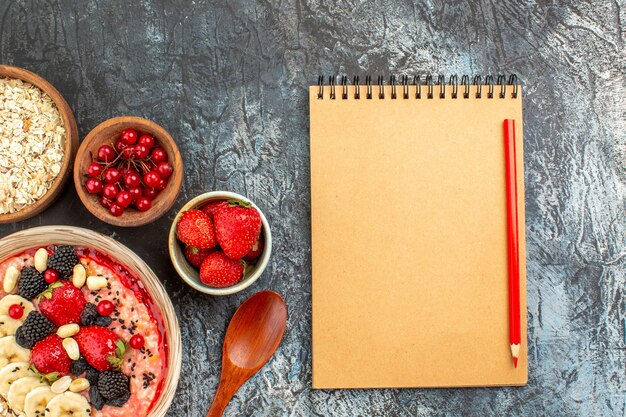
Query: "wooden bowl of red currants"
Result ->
[[73, 116, 183, 227]]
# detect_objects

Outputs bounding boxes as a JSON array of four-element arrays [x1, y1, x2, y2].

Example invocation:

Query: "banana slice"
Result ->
[[45, 392, 91, 417], [24, 386, 56, 417], [0, 336, 31, 368], [0, 362, 34, 396], [0, 315, 22, 337], [0, 295, 35, 317], [7, 376, 47, 413]]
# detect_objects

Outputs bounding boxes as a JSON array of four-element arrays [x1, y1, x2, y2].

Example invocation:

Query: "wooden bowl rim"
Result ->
[[0, 65, 79, 224], [0, 225, 182, 417], [168, 191, 273, 296], [73, 116, 183, 227]]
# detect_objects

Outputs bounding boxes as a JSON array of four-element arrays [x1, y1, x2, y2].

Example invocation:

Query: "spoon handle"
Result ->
[[206, 379, 239, 417]]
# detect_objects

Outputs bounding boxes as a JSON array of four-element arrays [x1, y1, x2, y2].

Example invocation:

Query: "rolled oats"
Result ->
[[0, 396, 18, 416], [0, 77, 66, 214]]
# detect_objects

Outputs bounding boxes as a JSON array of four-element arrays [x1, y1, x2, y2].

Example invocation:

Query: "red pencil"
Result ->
[[504, 119, 521, 368]]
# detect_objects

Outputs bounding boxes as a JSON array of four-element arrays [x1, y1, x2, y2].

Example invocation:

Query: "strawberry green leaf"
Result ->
[[227, 199, 251, 208], [115, 340, 127, 357], [107, 356, 122, 369], [242, 260, 253, 276], [107, 340, 128, 369], [45, 372, 60, 383], [29, 365, 59, 383], [36, 281, 63, 301]]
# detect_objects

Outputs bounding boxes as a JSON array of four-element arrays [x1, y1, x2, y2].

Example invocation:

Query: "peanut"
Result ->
[[62, 338, 80, 361], [57, 324, 80, 339], [2, 266, 19, 293], [86, 275, 107, 291], [69, 378, 90, 393], [34, 248, 49, 272], [72, 264, 87, 288], [51, 375, 72, 394]]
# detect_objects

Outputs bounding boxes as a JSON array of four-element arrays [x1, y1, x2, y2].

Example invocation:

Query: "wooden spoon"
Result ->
[[206, 291, 287, 417]]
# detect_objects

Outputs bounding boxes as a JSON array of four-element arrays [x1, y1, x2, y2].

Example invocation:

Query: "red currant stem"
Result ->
[[110, 148, 124, 165]]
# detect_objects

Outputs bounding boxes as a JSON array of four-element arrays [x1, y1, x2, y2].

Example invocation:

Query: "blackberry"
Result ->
[[81, 303, 99, 326], [15, 312, 55, 349], [81, 303, 113, 328], [17, 267, 47, 300], [94, 316, 113, 327], [89, 385, 105, 411], [85, 366, 100, 385], [70, 358, 89, 376], [47, 245, 78, 279], [106, 390, 130, 407], [97, 370, 130, 401]]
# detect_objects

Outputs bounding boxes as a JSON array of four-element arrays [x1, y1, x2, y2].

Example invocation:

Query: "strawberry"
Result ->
[[176, 210, 217, 249], [31, 334, 72, 375], [213, 200, 262, 259], [38, 281, 87, 326], [243, 236, 264, 262], [184, 246, 216, 269], [199, 251, 244, 288], [200, 200, 227, 219], [74, 326, 123, 371]]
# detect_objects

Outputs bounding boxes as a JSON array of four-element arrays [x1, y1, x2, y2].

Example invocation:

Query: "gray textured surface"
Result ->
[[0, 0, 624, 416]]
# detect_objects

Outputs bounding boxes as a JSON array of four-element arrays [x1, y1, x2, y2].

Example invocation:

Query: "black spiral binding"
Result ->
[[317, 74, 519, 100]]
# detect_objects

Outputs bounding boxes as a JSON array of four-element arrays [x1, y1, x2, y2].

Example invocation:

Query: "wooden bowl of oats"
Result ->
[[0, 65, 79, 224]]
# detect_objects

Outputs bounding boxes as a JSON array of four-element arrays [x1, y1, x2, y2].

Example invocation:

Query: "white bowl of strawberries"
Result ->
[[168, 191, 271, 295]]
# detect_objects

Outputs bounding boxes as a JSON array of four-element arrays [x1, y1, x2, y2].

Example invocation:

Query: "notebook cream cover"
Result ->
[[309, 84, 527, 388]]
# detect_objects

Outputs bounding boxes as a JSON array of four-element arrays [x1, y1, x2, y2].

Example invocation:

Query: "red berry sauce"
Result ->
[[76, 246, 167, 411]]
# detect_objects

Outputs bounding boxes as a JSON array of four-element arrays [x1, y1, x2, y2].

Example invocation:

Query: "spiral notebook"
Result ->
[[310, 75, 528, 389]]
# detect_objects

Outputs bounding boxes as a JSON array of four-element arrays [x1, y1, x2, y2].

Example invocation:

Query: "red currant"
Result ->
[[128, 187, 142, 201], [102, 183, 119, 199], [8, 304, 23, 320], [100, 197, 113, 208], [144, 171, 161, 188], [97, 300, 115, 316], [119, 166, 131, 176], [156, 162, 173, 179], [103, 168, 121, 184], [116, 191, 132, 208], [135, 198, 152, 212], [135, 144, 149, 159], [151, 147, 167, 163], [156, 178, 167, 190], [142, 188, 158, 200], [122, 146, 136, 160], [124, 172, 141, 188], [138, 134, 155, 148], [129, 334, 145, 349], [115, 139, 128, 153], [87, 162, 103, 178], [43, 269, 59, 283], [85, 178, 103, 194], [109, 204, 124, 216], [97, 145, 115, 162], [120, 129, 138, 145]]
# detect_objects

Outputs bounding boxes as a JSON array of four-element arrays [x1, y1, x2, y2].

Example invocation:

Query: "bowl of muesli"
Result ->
[[0, 65, 79, 224], [0, 226, 181, 417]]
